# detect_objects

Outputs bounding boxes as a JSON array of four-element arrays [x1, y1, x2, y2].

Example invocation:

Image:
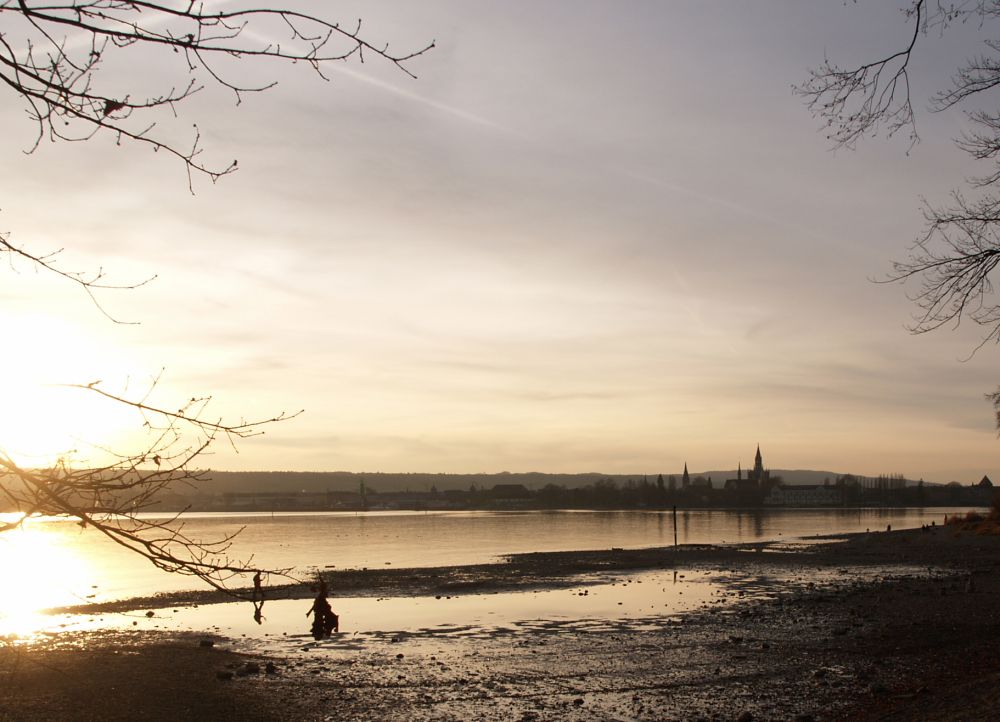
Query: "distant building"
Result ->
[[724, 445, 771, 492], [748, 444, 770, 485], [490, 483, 532, 500], [221, 490, 360, 510], [978, 475, 994, 489], [764, 484, 842, 506]]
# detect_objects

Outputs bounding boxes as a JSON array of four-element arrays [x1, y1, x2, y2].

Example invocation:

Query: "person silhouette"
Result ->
[[306, 578, 339, 639]]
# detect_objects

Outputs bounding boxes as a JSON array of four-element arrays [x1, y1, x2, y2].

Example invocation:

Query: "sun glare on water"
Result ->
[[0, 313, 150, 637], [0, 517, 96, 638]]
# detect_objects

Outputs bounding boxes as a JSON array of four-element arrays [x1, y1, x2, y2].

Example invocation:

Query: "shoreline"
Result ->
[[50, 526, 972, 616], [9, 525, 1000, 721]]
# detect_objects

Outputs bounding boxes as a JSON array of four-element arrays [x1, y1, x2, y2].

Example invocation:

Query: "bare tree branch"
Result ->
[[0, 377, 303, 598], [0, 2, 430, 602], [802, 1, 1000, 425], [0, 1, 434, 190], [0, 227, 156, 323], [884, 194, 1000, 345], [795, 0, 923, 150]]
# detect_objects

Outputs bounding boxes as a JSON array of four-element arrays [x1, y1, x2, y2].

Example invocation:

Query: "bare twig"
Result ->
[[0, 378, 303, 597], [0, 228, 155, 323], [0, 2, 434, 188], [0, 1, 427, 600]]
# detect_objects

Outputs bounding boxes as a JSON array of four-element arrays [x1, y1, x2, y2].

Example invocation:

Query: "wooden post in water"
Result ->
[[672, 505, 678, 550]]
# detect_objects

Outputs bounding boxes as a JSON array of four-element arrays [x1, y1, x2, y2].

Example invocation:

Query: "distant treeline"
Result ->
[[3, 470, 990, 515], [197, 470, 616, 494], [195, 469, 848, 495], [166, 472, 993, 513]]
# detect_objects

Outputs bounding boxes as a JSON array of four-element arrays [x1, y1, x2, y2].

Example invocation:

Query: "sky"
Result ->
[[0, 1, 998, 482]]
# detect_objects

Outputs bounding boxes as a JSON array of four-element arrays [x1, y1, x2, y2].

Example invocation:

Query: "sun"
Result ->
[[0, 312, 144, 468]]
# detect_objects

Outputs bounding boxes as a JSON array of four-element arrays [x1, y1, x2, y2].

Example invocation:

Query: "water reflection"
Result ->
[[14, 569, 725, 646], [0, 520, 97, 637], [8, 561, 941, 654], [0, 506, 980, 633]]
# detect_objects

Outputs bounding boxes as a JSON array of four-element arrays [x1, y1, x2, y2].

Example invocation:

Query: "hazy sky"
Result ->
[[1, 1, 998, 482]]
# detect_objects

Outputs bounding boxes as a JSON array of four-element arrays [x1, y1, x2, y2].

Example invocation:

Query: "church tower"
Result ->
[[752, 444, 764, 483], [682, 462, 690, 488]]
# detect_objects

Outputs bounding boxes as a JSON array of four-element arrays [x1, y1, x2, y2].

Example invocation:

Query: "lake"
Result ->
[[0, 507, 974, 619]]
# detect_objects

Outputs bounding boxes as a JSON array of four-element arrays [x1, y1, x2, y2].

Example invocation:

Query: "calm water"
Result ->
[[0, 507, 975, 615]]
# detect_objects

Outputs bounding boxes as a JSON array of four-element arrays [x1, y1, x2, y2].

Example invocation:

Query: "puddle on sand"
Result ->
[[6, 564, 946, 653], [5, 569, 722, 648]]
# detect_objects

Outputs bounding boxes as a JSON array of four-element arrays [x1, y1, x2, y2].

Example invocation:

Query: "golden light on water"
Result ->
[[0, 517, 96, 638]]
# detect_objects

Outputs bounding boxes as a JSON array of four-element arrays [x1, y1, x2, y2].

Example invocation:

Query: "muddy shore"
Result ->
[[5, 525, 1000, 721]]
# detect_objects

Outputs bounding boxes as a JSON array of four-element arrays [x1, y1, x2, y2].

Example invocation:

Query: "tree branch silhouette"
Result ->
[[0, 1, 434, 189], [0, 2, 430, 600], [800, 0, 1000, 424], [1, 377, 303, 597]]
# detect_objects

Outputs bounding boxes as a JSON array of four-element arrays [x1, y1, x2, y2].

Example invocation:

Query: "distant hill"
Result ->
[[195, 471, 612, 495], [194, 468, 877, 495]]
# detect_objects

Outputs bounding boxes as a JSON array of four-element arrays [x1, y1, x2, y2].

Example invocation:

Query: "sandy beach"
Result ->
[[4, 525, 1000, 721]]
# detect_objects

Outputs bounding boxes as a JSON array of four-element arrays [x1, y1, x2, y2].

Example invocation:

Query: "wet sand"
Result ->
[[5, 525, 1000, 721]]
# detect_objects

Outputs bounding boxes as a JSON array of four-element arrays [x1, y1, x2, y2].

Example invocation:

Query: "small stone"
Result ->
[[199, 639, 215, 648], [265, 662, 278, 675], [572, 698, 584, 707]]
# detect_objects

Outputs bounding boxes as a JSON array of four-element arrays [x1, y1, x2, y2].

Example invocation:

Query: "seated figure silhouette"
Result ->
[[306, 579, 339, 639]]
